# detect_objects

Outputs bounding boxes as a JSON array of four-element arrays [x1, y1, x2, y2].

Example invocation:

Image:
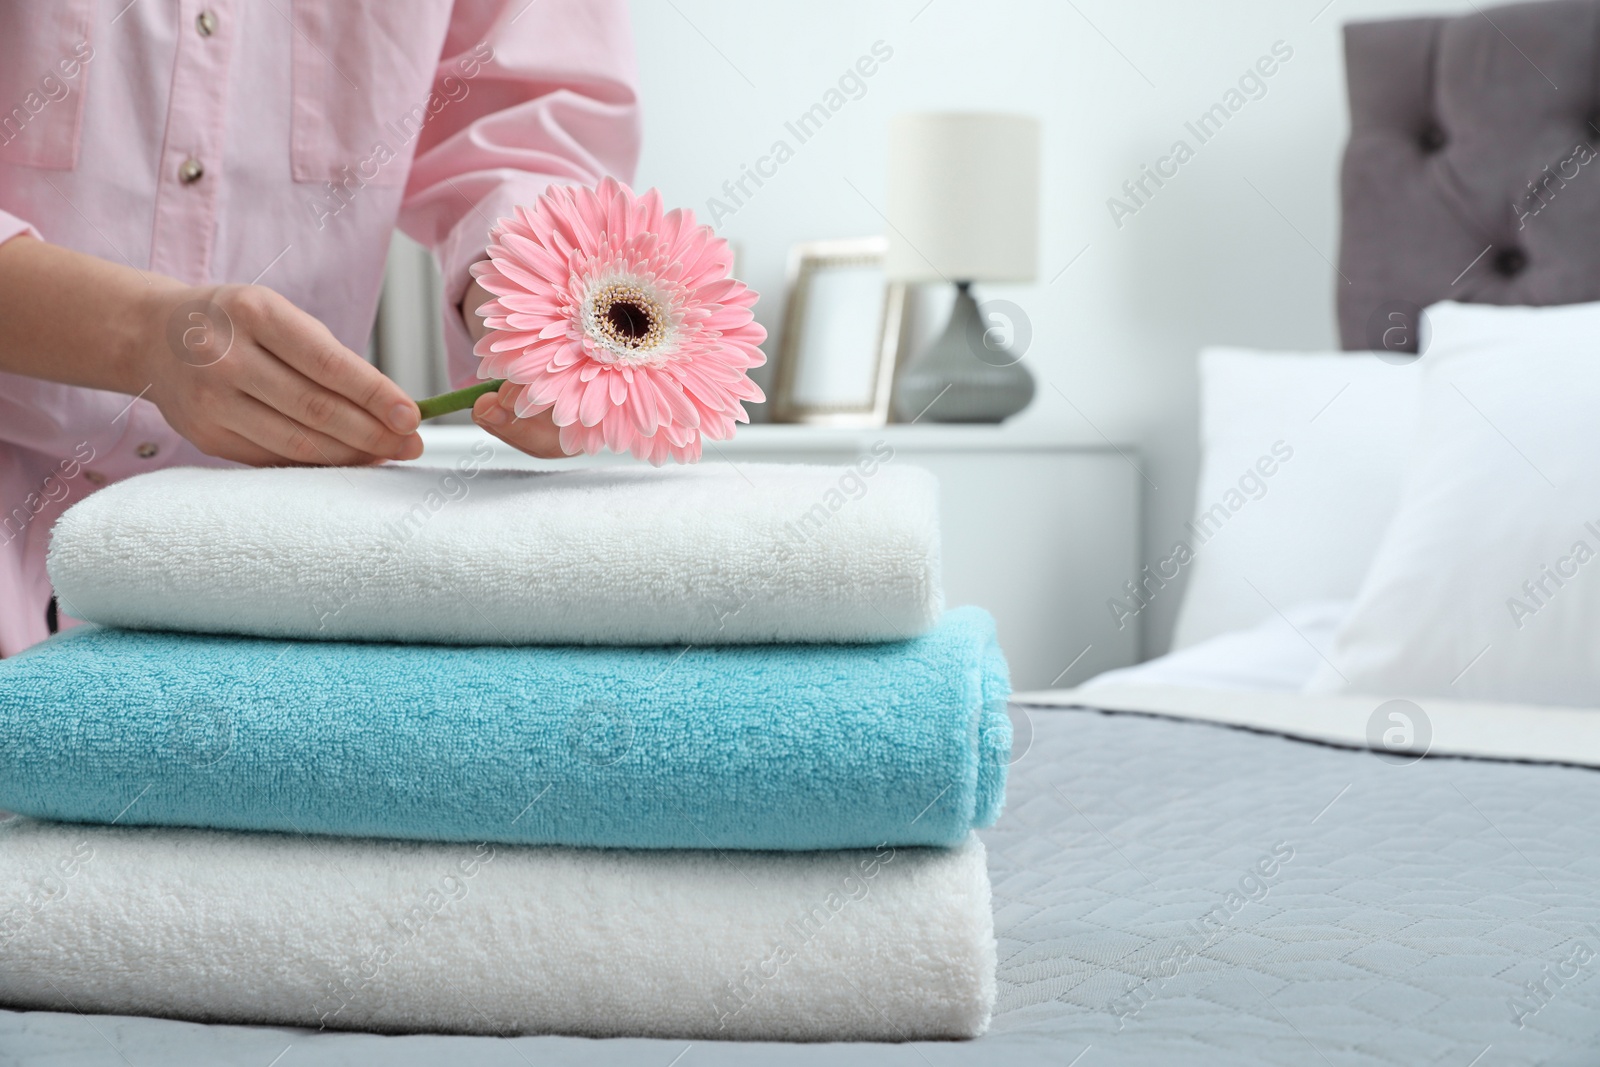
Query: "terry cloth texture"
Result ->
[[0, 818, 995, 1041], [0, 608, 1010, 850], [46, 462, 942, 645]]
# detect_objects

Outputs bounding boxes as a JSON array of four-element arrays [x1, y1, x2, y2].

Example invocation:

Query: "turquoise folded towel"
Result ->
[[0, 608, 1009, 850]]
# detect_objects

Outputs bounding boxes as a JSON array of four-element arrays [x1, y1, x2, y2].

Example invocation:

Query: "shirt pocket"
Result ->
[[0, 1, 95, 170], [289, 0, 453, 189]]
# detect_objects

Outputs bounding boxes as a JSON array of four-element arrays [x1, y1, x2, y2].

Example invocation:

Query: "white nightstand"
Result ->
[[410, 424, 1141, 690]]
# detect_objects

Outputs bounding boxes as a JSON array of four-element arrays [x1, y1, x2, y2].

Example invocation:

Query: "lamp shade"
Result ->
[[884, 112, 1040, 284]]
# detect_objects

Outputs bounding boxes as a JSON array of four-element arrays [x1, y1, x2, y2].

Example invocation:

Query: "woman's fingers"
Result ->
[[198, 426, 298, 468], [227, 393, 388, 467], [142, 284, 427, 468], [472, 390, 569, 458], [235, 346, 422, 461], [240, 286, 421, 436]]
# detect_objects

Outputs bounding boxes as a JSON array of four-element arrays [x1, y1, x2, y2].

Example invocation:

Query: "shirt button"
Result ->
[[196, 10, 218, 36], [136, 442, 160, 459], [178, 158, 205, 184], [83, 470, 107, 487]]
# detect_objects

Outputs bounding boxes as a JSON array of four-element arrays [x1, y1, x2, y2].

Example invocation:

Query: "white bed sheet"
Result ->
[[1023, 600, 1600, 768]]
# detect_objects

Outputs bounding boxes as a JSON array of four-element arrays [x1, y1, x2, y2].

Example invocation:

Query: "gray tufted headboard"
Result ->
[[1338, 0, 1600, 351]]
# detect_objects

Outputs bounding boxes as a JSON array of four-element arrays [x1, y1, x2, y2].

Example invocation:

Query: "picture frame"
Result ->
[[770, 237, 910, 426]]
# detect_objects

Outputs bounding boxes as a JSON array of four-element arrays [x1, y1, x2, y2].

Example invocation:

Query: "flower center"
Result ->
[[587, 281, 668, 359], [606, 300, 651, 341]]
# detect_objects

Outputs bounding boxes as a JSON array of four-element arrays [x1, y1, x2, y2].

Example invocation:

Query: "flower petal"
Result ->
[[578, 373, 612, 426], [550, 372, 588, 426]]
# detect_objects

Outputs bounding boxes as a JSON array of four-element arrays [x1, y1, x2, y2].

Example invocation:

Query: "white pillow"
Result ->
[[1170, 348, 1420, 648], [1307, 300, 1600, 705], [1092, 600, 1351, 693]]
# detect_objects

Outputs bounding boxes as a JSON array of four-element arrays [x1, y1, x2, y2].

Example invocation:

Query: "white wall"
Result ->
[[627, 0, 1473, 656]]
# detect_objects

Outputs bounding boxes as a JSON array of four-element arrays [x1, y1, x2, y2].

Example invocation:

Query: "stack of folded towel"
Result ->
[[0, 461, 1010, 1041]]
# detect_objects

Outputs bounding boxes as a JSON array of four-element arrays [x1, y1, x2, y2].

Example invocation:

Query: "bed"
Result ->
[[11, 693, 1600, 1066], [9, 0, 1600, 1062]]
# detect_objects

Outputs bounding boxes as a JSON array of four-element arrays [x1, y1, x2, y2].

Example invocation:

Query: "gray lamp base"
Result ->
[[892, 282, 1035, 423]]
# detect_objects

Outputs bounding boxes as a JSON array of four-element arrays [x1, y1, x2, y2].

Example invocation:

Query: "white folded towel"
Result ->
[[47, 460, 942, 645], [0, 818, 993, 1040]]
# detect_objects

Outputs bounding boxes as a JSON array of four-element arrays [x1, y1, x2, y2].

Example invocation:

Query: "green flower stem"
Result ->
[[415, 379, 507, 421]]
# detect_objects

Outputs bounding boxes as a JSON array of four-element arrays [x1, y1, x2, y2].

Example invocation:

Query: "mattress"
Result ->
[[9, 689, 1600, 1064]]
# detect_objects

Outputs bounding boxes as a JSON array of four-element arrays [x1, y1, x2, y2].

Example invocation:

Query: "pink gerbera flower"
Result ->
[[468, 178, 766, 465]]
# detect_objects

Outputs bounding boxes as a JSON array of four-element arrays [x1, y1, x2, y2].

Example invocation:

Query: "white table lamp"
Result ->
[[885, 112, 1040, 422]]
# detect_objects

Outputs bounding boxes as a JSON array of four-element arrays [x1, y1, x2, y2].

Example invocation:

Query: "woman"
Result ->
[[0, 0, 642, 654]]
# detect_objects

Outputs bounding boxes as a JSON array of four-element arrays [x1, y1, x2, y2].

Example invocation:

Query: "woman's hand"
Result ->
[[0, 235, 422, 467], [137, 283, 422, 466], [461, 274, 570, 459]]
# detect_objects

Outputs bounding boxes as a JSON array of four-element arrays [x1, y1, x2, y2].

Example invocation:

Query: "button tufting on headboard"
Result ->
[[1337, 0, 1600, 351], [1495, 247, 1529, 276]]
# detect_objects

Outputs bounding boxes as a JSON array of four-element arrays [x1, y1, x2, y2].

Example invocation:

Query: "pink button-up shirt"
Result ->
[[0, 0, 641, 654]]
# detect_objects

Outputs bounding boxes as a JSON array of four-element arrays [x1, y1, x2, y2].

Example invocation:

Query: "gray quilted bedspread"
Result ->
[[7, 704, 1600, 1066]]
